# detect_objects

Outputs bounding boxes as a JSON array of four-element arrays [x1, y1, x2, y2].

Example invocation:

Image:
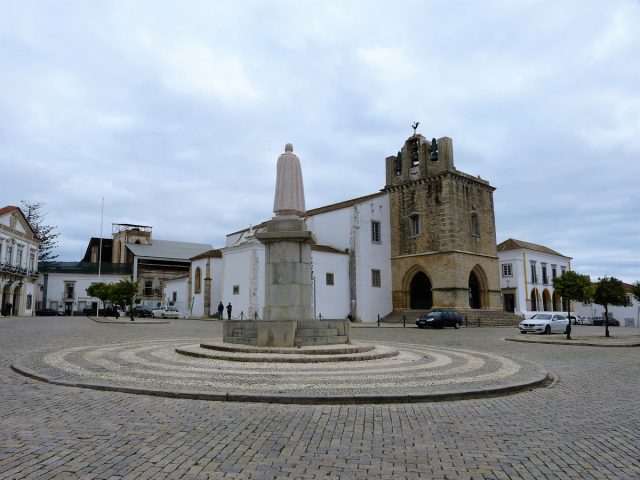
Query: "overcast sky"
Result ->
[[1, 0, 638, 283]]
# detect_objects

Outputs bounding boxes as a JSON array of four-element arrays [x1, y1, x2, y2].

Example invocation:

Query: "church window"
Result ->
[[502, 264, 512, 277], [470, 212, 480, 236], [326, 273, 334, 286], [371, 220, 381, 244], [194, 267, 202, 294], [371, 269, 381, 288], [409, 214, 421, 236], [233, 285, 240, 295]]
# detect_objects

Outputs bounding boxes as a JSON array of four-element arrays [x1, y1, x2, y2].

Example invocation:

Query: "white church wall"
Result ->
[[221, 240, 264, 320], [312, 250, 350, 319], [306, 208, 351, 249], [353, 195, 392, 322], [164, 275, 189, 316]]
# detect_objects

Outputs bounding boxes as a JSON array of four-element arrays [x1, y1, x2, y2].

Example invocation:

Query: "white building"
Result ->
[[497, 238, 572, 317], [0, 206, 40, 317], [181, 193, 392, 322]]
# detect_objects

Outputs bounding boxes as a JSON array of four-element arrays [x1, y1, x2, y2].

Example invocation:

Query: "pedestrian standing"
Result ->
[[217, 301, 224, 319], [226, 302, 232, 320]]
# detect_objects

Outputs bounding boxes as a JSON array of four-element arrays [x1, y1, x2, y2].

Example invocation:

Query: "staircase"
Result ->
[[382, 309, 521, 327]]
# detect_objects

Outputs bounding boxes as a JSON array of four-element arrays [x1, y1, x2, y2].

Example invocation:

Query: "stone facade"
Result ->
[[385, 135, 502, 311]]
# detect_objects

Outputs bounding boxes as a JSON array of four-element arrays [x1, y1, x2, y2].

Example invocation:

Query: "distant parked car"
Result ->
[[36, 309, 63, 316], [568, 315, 589, 325], [152, 306, 179, 319], [519, 313, 569, 334], [132, 305, 153, 318], [593, 317, 620, 326], [416, 310, 463, 329]]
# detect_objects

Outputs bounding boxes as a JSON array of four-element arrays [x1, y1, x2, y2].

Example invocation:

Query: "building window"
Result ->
[[371, 269, 381, 288], [530, 261, 538, 284], [409, 214, 420, 236], [29, 250, 35, 272], [172, 291, 177, 302], [560, 266, 566, 276], [326, 273, 334, 286], [5, 245, 12, 265], [551, 265, 557, 279], [194, 267, 202, 294], [541, 264, 548, 284], [502, 263, 512, 277], [16, 245, 24, 267], [144, 281, 153, 296], [65, 282, 75, 299], [233, 285, 240, 295], [470, 212, 480, 236], [371, 220, 381, 244]]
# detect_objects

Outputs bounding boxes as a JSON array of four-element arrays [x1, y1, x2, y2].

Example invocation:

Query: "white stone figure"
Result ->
[[273, 143, 306, 217]]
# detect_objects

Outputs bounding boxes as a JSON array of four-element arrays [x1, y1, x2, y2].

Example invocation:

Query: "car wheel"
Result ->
[[520, 331, 527, 334], [454, 322, 459, 329], [544, 325, 551, 335]]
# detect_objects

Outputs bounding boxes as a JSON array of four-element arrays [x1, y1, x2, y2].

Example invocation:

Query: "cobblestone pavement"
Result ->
[[2, 317, 639, 479]]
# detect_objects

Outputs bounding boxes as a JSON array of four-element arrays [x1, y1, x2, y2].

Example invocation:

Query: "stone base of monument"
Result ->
[[223, 319, 351, 347]]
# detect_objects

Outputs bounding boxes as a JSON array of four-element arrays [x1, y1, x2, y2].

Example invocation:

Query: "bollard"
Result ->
[[477, 317, 480, 327], [240, 311, 244, 320], [254, 312, 258, 320], [377, 314, 380, 327], [403, 315, 406, 328]]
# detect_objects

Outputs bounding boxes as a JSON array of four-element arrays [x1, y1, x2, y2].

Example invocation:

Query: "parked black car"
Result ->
[[132, 305, 153, 318], [416, 310, 463, 329], [592, 317, 620, 326]]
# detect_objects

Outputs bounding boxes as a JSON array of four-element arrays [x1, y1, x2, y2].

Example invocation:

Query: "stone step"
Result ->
[[224, 336, 258, 346]]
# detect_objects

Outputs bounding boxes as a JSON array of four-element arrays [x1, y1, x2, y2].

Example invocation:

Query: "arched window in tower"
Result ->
[[194, 267, 202, 294]]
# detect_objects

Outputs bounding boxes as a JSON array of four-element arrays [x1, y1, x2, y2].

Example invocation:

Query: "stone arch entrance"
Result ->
[[468, 265, 488, 309], [531, 288, 540, 311], [409, 271, 432, 310], [542, 289, 551, 311]]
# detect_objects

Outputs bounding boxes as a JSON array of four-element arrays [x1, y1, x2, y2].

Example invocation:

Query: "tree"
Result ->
[[21, 201, 60, 262], [552, 271, 592, 339], [632, 282, 640, 302], [86, 282, 113, 315], [111, 278, 139, 321], [593, 277, 631, 337]]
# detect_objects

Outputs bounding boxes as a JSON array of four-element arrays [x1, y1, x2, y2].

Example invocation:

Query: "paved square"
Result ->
[[1, 316, 639, 479]]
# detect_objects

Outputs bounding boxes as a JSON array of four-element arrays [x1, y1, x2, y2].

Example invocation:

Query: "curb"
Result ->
[[10, 361, 552, 405], [505, 336, 640, 347]]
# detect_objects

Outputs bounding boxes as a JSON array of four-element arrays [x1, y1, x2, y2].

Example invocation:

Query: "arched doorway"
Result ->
[[542, 289, 551, 311], [552, 292, 559, 311], [531, 288, 539, 311], [410, 272, 432, 309], [468, 271, 482, 309]]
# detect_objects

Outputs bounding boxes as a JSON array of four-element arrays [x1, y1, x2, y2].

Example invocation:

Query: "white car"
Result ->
[[519, 313, 569, 334], [151, 306, 180, 319]]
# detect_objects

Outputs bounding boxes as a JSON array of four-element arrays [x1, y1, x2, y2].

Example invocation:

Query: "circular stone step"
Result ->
[[201, 341, 376, 355], [176, 342, 398, 363], [11, 339, 551, 404]]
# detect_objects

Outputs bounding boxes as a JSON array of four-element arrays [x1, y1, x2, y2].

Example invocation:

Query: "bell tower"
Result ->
[[384, 134, 502, 311]]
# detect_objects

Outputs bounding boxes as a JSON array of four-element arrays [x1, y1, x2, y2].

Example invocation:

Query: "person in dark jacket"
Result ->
[[226, 303, 232, 320], [217, 301, 224, 319]]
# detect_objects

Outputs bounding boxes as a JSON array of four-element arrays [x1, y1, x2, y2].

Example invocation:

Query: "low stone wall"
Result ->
[[223, 319, 351, 347]]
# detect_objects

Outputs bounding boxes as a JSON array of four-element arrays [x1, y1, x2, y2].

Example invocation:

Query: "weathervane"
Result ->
[[411, 121, 420, 135]]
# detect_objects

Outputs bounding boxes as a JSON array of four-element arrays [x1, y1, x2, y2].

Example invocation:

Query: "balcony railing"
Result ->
[[0, 263, 28, 276]]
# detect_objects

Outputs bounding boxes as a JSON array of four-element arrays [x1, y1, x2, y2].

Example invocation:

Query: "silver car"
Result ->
[[152, 306, 180, 319], [519, 313, 569, 334]]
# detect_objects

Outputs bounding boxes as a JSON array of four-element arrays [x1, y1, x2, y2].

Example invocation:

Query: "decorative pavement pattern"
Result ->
[[1, 317, 639, 479], [11, 340, 549, 403]]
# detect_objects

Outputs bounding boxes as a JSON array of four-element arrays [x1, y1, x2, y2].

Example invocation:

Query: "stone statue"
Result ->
[[273, 143, 306, 217]]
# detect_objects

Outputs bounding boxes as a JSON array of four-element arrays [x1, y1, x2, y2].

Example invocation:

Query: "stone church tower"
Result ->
[[384, 134, 502, 312]]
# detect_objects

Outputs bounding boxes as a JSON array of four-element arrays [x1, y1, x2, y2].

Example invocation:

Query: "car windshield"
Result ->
[[427, 312, 444, 317], [531, 314, 552, 320]]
